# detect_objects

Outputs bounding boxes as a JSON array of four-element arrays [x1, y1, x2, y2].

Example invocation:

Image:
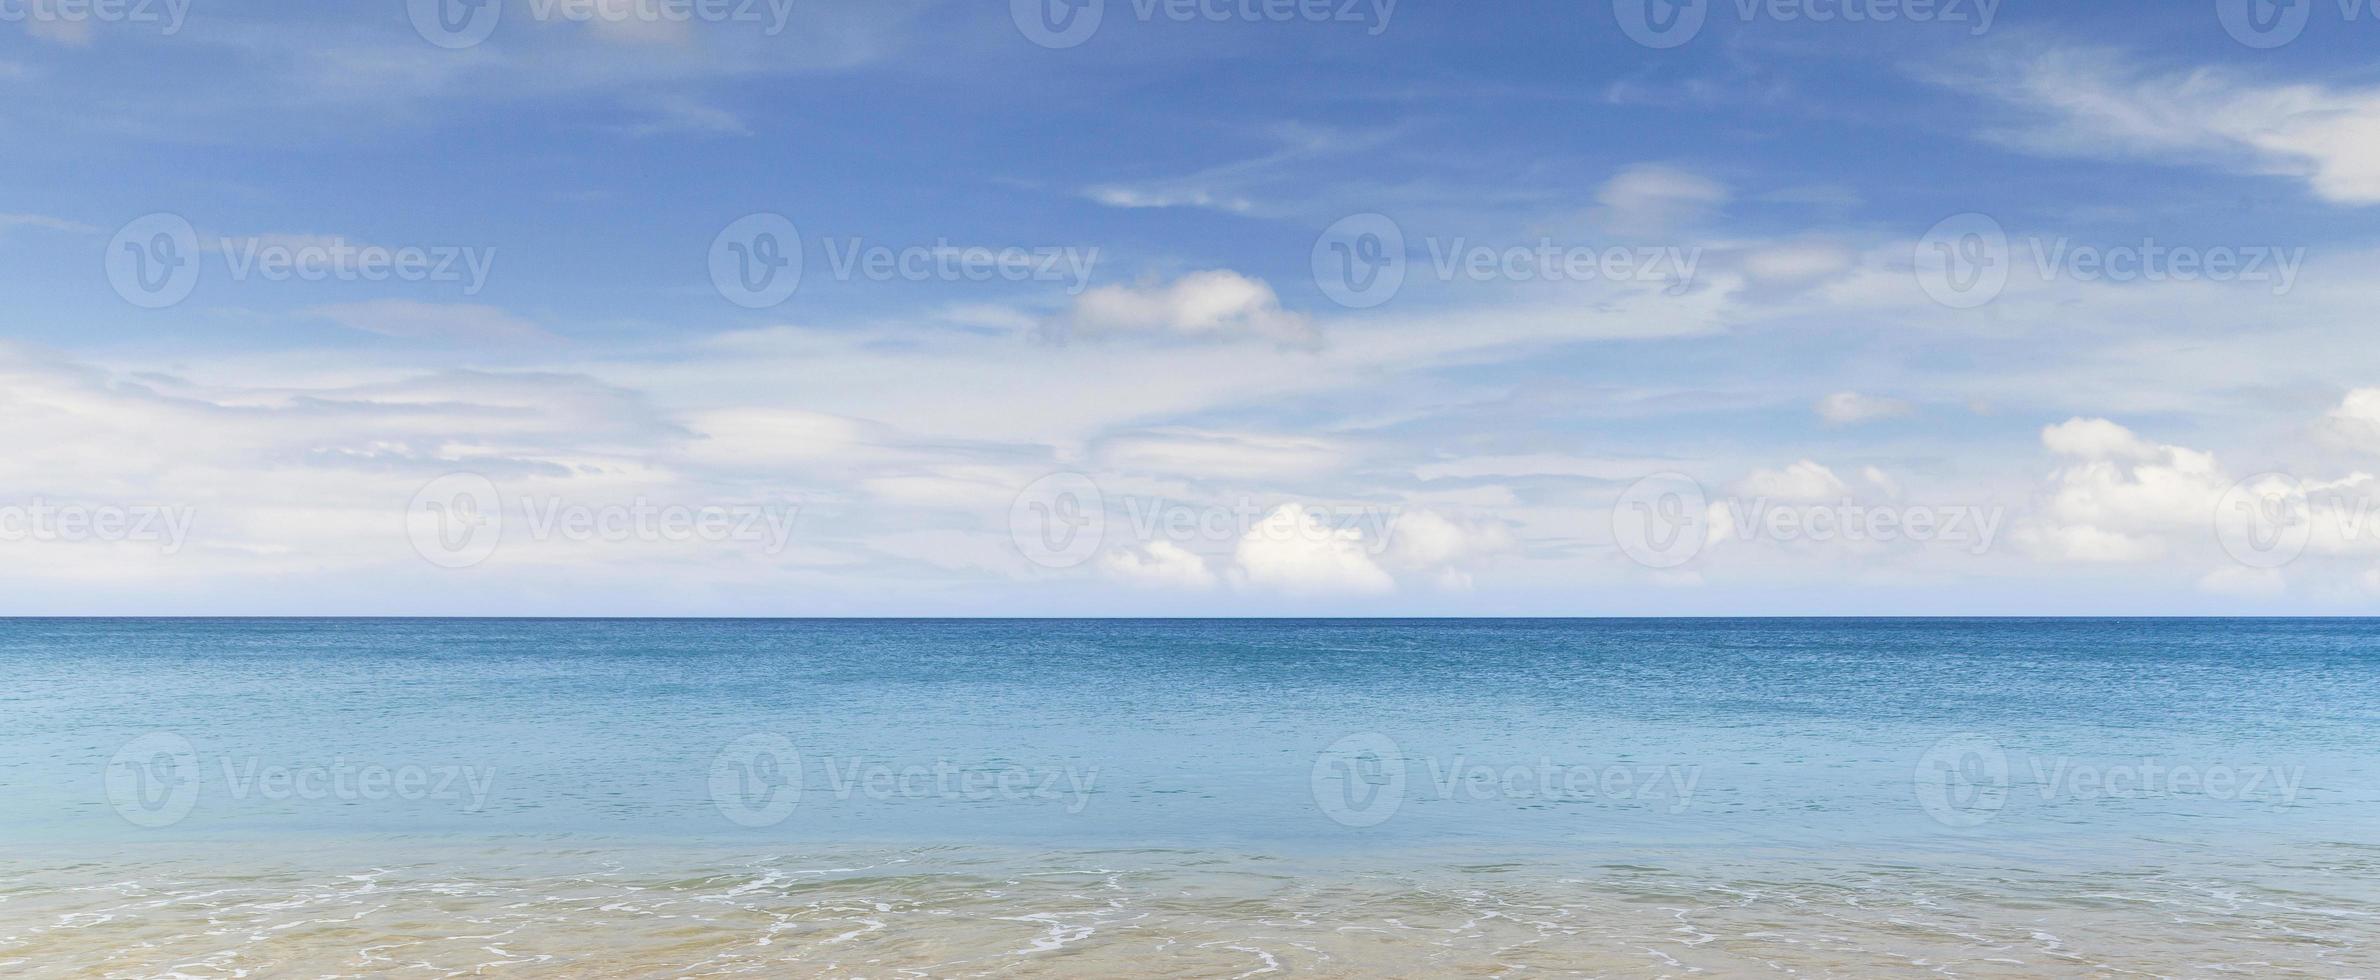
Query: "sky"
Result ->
[[5, 0, 2380, 615]]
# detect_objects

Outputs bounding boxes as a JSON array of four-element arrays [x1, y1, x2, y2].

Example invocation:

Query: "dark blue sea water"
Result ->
[[3, 619, 2374, 975]]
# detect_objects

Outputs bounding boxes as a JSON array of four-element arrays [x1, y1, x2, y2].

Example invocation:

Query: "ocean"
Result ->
[[2, 618, 2373, 976]]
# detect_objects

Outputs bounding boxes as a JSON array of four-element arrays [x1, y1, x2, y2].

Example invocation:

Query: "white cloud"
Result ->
[[1735, 460, 1849, 502], [2018, 418, 2380, 576], [1815, 391, 1912, 425], [0, 212, 96, 235], [1082, 185, 1255, 213], [1384, 510, 1513, 572], [2041, 417, 2161, 461], [1958, 46, 2380, 205], [2035, 419, 2225, 533], [1103, 541, 1215, 589], [1743, 242, 1857, 284], [609, 95, 750, 138], [1076, 123, 1393, 218], [1051, 271, 1315, 345], [1859, 466, 1901, 498], [2324, 388, 2380, 451], [1229, 503, 1395, 596], [1595, 165, 1728, 233]]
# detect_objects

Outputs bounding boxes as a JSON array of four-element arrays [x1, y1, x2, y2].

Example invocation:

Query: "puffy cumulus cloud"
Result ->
[[2020, 418, 2380, 573], [2275, 473, 2380, 560], [1382, 510, 1515, 585], [1102, 540, 1216, 590], [1955, 45, 2380, 205], [1228, 503, 1395, 596], [1383, 510, 1504, 566], [2033, 419, 2224, 534], [2041, 417, 2166, 461], [1047, 271, 1315, 345], [1090, 503, 1506, 597], [1815, 392, 1912, 425]]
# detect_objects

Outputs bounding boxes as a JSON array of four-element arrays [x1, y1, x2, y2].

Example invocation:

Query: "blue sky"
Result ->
[[6, 0, 2380, 614]]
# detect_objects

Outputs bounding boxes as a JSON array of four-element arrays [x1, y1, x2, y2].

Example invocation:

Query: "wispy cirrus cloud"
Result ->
[[1939, 44, 2380, 205]]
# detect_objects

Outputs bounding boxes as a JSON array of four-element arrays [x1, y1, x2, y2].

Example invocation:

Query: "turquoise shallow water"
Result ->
[[3, 618, 2376, 975]]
